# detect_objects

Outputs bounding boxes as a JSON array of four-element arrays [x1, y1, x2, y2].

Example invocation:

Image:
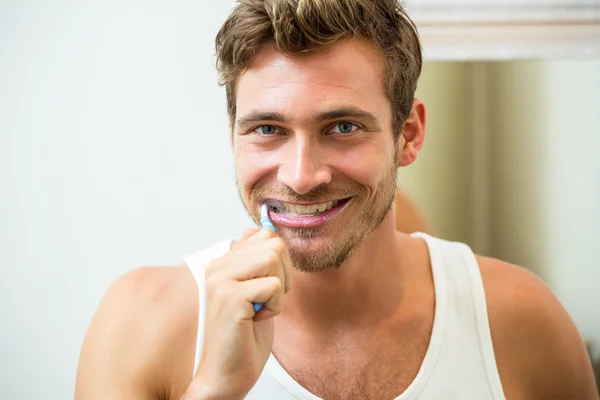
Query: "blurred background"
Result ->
[[399, 59, 600, 372], [1, 0, 599, 398]]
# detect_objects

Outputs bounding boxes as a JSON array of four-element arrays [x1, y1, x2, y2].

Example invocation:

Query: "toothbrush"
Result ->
[[260, 202, 277, 234], [253, 203, 278, 312]]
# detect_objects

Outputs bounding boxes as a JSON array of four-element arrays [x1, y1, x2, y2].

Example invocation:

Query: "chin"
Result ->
[[284, 229, 361, 272], [285, 231, 330, 252]]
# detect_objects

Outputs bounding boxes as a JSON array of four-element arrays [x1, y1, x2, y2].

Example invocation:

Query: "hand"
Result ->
[[184, 228, 293, 399]]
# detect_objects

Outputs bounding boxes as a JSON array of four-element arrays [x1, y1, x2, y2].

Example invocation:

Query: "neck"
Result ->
[[279, 211, 415, 330]]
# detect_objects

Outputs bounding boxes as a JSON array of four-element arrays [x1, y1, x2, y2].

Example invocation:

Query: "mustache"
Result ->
[[250, 183, 364, 204]]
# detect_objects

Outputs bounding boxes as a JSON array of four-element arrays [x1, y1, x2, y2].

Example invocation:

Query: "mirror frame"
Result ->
[[406, 1, 600, 60]]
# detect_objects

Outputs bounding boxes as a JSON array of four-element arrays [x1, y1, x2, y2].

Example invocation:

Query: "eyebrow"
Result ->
[[235, 106, 381, 130], [315, 107, 379, 125], [236, 112, 286, 129]]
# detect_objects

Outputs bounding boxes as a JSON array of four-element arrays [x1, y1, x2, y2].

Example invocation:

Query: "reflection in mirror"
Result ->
[[397, 59, 600, 393]]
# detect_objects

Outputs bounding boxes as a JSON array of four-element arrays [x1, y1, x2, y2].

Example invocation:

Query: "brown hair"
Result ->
[[215, 0, 422, 138]]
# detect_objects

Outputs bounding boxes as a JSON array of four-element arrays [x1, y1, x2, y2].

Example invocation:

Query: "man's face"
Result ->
[[233, 38, 398, 272]]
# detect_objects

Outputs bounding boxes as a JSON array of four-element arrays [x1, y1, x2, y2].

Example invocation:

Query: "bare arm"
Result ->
[[480, 257, 599, 400], [76, 229, 291, 400], [395, 189, 434, 235], [75, 267, 198, 400]]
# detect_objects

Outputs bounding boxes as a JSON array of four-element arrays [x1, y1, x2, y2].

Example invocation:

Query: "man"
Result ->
[[75, 0, 598, 399]]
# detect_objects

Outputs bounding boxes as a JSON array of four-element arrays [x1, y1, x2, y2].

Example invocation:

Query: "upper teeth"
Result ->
[[269, 200, 340, 216]]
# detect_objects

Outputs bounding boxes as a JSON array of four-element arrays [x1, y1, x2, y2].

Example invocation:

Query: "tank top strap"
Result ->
[[184, 238, 234, 377]]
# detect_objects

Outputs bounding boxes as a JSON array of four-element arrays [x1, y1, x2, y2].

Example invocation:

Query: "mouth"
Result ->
[[263, 197, 352, 229], [265, 198, 351, 216]]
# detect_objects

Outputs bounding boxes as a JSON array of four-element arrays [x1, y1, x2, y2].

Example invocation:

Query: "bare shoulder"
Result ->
[[476, 255, 598, 400], [76, 265, 199, 400]]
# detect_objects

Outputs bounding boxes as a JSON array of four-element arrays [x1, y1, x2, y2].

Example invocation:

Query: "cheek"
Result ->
[[336, 140, 394, 188], [235, 142, 279, 192]]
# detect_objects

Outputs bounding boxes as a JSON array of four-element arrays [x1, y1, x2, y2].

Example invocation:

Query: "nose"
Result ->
[[276, 137, 332, 195]]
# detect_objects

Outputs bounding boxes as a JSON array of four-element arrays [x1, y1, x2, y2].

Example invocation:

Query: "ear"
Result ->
[[397, 98, 426, 167]]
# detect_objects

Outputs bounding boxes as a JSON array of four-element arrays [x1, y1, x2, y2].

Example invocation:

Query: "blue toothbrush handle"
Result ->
[[253, 213, 278, 313], [260, 217, 277, 234]]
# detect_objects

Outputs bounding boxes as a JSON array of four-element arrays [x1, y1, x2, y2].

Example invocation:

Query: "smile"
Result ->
[[264, 198, 352, 228], [266, 198, 350, 216]]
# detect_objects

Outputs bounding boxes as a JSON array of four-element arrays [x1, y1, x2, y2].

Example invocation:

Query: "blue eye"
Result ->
[[253, 125, 278, 135], [332, 122, 358, 134]]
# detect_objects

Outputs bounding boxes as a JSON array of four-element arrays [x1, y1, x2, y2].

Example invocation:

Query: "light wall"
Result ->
[[400, 60, 600, 345], [489, 60, 600, 344], [1, 1, 247, 398]]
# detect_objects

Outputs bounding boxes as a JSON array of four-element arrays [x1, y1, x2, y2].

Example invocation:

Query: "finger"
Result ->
[[266, 236, 291, 293], [230, 227, 279, 254], [238, 276, 284, 319], [231, 228, 274, 251], [224, 241, 287, 283], [279, 245, 293, 293], [244, 227, 278, 243]]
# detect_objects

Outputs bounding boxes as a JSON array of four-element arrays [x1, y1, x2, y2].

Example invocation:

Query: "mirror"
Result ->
[[399, 0, 600, 380]]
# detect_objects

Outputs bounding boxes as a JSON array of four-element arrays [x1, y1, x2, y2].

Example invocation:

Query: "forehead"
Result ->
[[235, 38, 390, 124]]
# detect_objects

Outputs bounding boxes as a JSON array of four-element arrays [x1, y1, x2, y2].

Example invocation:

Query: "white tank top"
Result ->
[[184, 233, 506, 399]]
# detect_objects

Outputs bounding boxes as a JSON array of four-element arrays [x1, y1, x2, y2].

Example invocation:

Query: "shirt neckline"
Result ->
[[266, 232, 448, 399]]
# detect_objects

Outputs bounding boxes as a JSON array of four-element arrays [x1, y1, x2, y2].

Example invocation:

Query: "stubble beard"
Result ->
[[237, 162, 398, 273]]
